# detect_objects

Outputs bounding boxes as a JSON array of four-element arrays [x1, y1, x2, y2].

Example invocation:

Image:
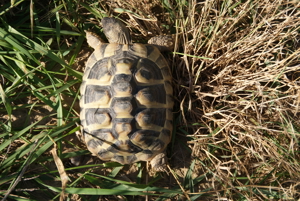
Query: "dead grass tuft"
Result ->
[[173, 0, 300, 199]]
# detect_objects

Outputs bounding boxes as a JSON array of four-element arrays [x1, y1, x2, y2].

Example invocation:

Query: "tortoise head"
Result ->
[[101, 17, 132, 44]]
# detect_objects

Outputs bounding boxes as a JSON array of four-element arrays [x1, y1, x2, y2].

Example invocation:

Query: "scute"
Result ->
[[84, 85, 111, 104], [98, 147, 115, 160], [85, 110, 111, 126], [87, 59, 112, 82], [126, 155, 138, 164], [135, 85, 166, 105], [130, 130, 161, 149], [115, 123, 132, 141], [136, 58, 164, 81], [87, 139, 103, 149], [92, 130, 115, 142], [113, 81, 132, 94], [80, 39, 173, 166], [112, 99, 132, 114], [135, 108, 166, 127]]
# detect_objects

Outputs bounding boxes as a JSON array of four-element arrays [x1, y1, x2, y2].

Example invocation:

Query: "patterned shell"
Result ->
[[80, 42, 173, 164]]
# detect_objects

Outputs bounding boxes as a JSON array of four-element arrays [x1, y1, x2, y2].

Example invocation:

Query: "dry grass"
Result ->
[[1, 0, 300, 200], [111, 0, 300, 199], [180, 0, 300, 199]]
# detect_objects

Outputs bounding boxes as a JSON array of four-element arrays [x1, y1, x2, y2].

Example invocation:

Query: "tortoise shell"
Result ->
[[80, 18, 173, 169]]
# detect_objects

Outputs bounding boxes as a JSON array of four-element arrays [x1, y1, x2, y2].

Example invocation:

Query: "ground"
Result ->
[[0, 0, 300, 200]]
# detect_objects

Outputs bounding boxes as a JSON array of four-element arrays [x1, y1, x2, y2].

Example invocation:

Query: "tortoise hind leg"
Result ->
[[150, 152, 168, 171]]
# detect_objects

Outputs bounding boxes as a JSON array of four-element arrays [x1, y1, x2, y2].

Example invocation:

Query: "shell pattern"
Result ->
[[80, 42, 173, 164]]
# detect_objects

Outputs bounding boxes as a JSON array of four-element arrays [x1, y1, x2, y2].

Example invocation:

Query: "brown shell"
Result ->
[[80, 43, 173, 164]]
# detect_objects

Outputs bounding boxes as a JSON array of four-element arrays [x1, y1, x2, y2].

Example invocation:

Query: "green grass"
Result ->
[[1, 0, 300, 200]]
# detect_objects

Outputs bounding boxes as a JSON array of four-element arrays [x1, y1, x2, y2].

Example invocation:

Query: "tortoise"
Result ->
[[80, 17, 173, 171]]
